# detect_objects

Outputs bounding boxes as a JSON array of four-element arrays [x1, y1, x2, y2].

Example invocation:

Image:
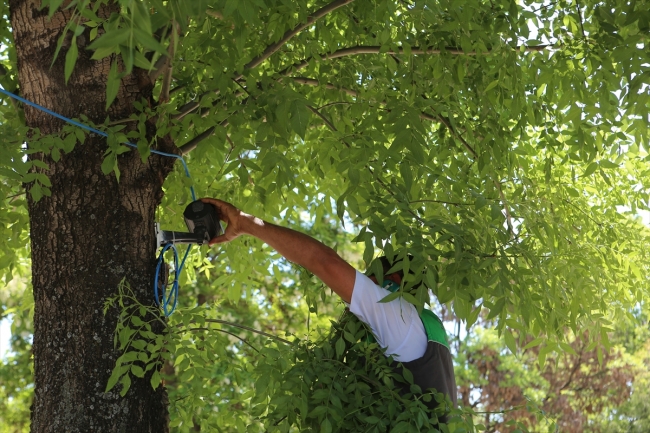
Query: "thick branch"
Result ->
[[148, 24, 173, 82], [177, 42, 551, 120], [174, 0, 355, 119], [174, 99, 207, 121], [149, 55, 168, 82], [180, 126, 215, 155], [283, 44, 554, 74], [186, 36, 528, 155], [159, 22, 178, 103], [243, 0, 355, 71]]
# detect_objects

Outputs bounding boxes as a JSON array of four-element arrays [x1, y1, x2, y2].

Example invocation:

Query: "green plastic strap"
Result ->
[[419, 309, 450, 350]]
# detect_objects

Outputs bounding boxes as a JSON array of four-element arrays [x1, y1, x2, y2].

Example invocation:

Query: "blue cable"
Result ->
[[0, 87, 196, 201], [0, 87, 196, 316]]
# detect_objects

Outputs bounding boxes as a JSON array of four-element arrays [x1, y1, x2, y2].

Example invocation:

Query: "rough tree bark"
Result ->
[[10, 1, 175, 431]]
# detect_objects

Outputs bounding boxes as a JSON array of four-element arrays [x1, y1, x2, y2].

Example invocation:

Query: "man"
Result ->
[[201, 198, 457, 419]]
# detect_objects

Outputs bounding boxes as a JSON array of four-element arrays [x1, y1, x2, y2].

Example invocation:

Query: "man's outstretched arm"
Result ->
[[201, 198, 357, 303]]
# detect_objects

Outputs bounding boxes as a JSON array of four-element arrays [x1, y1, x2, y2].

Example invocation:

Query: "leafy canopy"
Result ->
[[0, 0, 649, 431]]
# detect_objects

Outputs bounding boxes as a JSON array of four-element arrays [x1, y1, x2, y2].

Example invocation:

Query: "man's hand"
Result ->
[[200, 198, 249, 245], [198, 197, 356, 302]]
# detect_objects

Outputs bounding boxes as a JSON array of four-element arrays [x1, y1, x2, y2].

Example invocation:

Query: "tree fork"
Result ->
[[10, 1, 175, 431]]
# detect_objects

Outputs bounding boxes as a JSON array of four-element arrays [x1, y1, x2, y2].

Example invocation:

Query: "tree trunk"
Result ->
[[10, 1, 175, 431]]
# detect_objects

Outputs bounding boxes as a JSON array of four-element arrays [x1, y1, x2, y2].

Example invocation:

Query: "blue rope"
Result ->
[[0, 87, 195, 316], [0, 87, 196, 201]]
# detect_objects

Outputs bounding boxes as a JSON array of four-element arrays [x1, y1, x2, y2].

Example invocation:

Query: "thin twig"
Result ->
[[290, 76, 360, 98], [202, 319, 292, 344], [224, 134, 235, 149], [243, 0, 356, 72], [282, 44, 555, 75], [494, 180, 514, 237], [316, 101, 353, 110], [307, 104, 338, 132], [186, 327, 261, 353], [107, 117, 137, 126], [531, 1, 560, 13], [437, 115, 478, 159], [563, 199, 602, 227], [290, 76, 442, 123], [409, 199, 473, 206], [6, 191, 26, 202], [575, 0, 587, 39], [232, 78, 252, 98]]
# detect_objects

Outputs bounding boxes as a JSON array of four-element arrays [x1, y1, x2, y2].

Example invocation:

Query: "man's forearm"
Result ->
[[239, 213, 356, 302]]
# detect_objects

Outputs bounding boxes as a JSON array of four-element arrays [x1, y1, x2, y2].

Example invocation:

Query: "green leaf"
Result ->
[[105, 366, 123, 392], [400, 163, 413, 192], [523, 337, 544, 350], [335, 337, 345, 358], [106, 61, 121, 109], [504, 329, 517, 354], [91, 46, 117, 61], [130, 365, 145, 378], [599, 160, 619, 169], [31, 160, 49, 169], [64, 37, 78, 83], [466, 305, 481, 329], [559, 341, 578, 356], [597, 346, 603, 366], [133, 28, 168, 54], [487, 298, 505, 320], [133, 50, 153, 70], [46, 0, 65, 17], [485, 79, 499, 92], [101, 152, 116, 175], [290, 100, 310, 139], [490, 204, 503, 221], [150, 370, 161, 390], [131, 0, 153, 34], [30, 183, 43, 202], [583, 162, 598, 177], [119, 374, 131, 397], [88, 28, 130, 50], [348, 168, 360, 186], [321, 417, 332, 433], [475, 195, 487, 210], [378, 291, 400, 303]]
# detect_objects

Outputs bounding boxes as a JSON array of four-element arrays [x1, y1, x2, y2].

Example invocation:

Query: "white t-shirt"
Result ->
[[349, 271, 428, 362]]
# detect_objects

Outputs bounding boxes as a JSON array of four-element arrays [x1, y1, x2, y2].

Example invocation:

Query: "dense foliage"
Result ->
[[1, 0, 650, 431]]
